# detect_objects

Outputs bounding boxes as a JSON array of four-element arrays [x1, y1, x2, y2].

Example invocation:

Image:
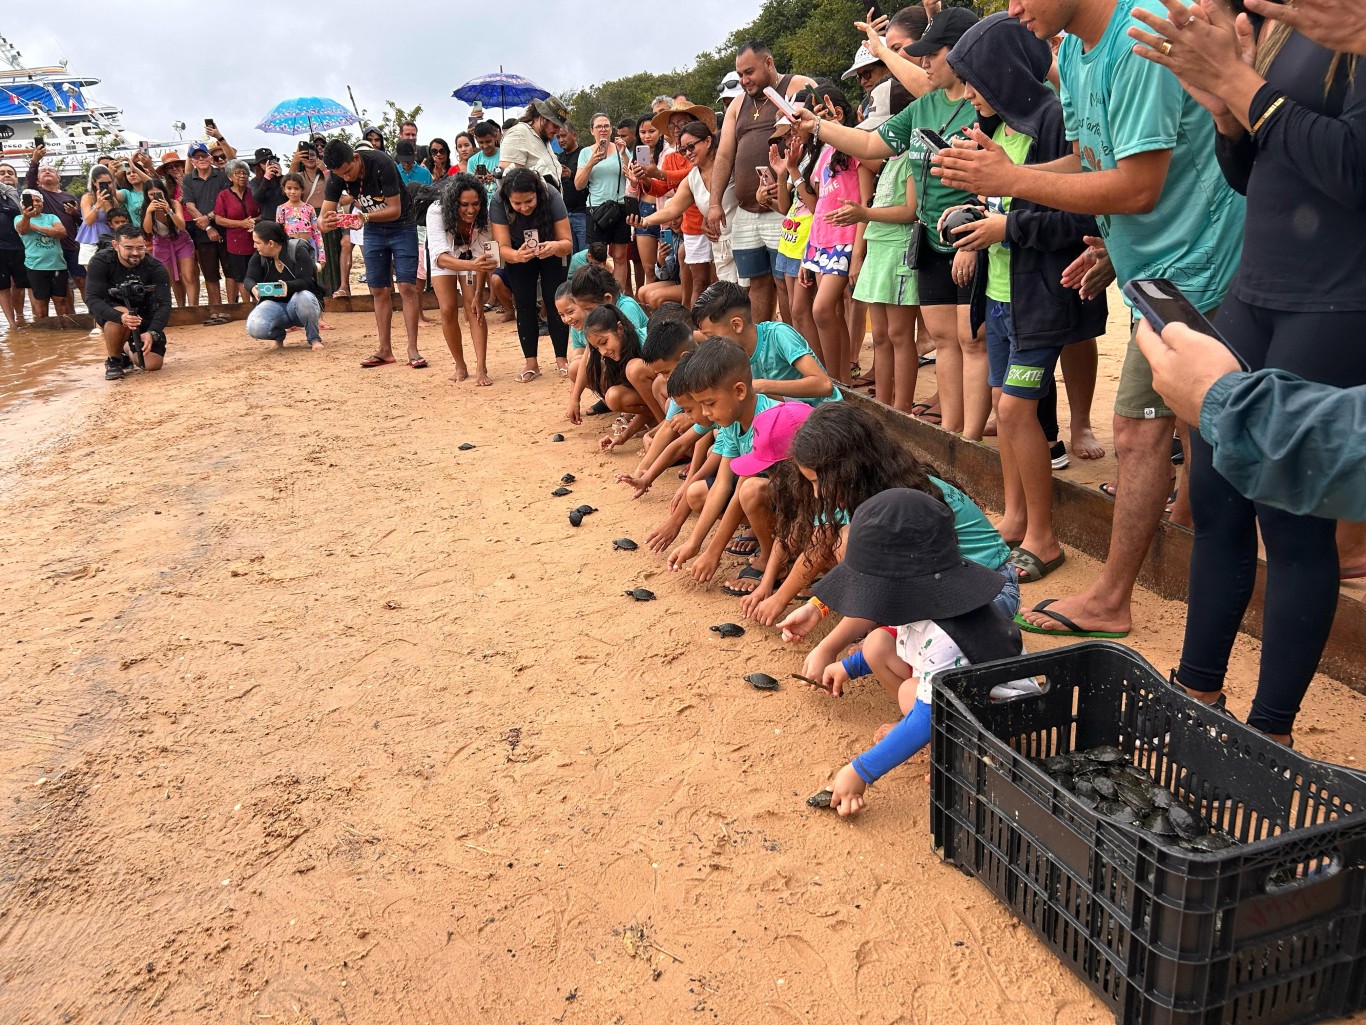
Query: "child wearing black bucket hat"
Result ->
[[783, 488, 1037, 817]]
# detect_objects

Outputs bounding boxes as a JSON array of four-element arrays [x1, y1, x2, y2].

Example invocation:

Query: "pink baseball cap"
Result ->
[[731, 401, 813, 477]]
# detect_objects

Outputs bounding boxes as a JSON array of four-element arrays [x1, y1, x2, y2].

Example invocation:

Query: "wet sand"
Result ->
[[0, 308, 1362, 1024]]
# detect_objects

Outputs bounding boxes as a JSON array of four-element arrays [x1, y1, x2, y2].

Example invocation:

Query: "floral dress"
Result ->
[[276, 201, 325, 264]]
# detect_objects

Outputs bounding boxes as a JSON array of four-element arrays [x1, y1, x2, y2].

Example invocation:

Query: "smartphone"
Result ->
[[138, 140, 150, 154], [634, 144, 652, 167], [522, 228, 539, 248], [255, 281, 286, 298], [204, 118, 216, 130], [334, 211, 363, 230], [915, 128, 952, 153], [481, 240, 499, 266], [763, 85, 800, 121], [1122, 278, 1249, 371], [33, 134, 44, 148], [756, 166, 774, 188]]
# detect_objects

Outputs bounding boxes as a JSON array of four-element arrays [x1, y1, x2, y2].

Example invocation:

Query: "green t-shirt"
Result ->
[[1058, 0, 1244, 313], [577, 147, 627, 208], [876, 89, 977, 253], [932, 476, 1010, 570], [16, 214, 67, 271], [751, 321, 842, 406], [864, 149, 916, 247], [568, 250, 590, 277], [713, 393, 780, 460], [984, 127, 1033, 303], [123, 188, 143, 226]]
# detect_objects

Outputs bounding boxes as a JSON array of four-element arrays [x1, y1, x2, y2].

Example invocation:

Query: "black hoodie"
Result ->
[[947, 13, 1106, 349]]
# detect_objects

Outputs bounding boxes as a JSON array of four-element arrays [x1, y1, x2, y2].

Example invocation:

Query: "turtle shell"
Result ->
[[575, 505, 597, 516], [710, 623, 745, 638], [457, 442, 476, 451], [561, 473, 576, 484], [552, 487, 573, 497], [745, 672, 780, 691], [569, 510, 584, 527], [551, 434, 565, 442], [624, 588, 656, 601], [806, 789, 834, 809], [613, 538, 638, 551]]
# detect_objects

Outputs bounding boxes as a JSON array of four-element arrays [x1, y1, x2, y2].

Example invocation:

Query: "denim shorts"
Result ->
[[773, 250, 803, 280], [634, 201, 659, 239], [985, 298, 1061, 399], [992, 562, 1021, 620], [362, 222, 419, 287]]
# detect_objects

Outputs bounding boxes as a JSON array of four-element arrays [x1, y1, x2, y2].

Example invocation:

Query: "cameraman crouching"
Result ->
[[87, 224, 173, 381]]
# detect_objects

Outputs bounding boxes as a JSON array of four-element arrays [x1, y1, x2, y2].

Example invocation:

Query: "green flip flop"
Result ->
[[1015, 599, 1129, 639]]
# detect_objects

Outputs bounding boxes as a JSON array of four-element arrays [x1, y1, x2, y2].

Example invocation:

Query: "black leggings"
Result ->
[[504, 257, 569, 360], [1178, 294, 1366, 734]]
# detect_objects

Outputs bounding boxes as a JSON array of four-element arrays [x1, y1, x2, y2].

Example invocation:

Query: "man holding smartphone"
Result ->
[[23, 143, 81, 314], [181, 141, 230, 311], [932, 0, 1245, 640]]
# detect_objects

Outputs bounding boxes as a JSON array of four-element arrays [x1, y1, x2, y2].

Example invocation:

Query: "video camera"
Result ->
[[107, 278, 158, 368]]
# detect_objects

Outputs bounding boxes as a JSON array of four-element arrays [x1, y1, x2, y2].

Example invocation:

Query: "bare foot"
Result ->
[[1071, 425, 1104, 460], [310, 341, 325, 351], [992, 516, 1026, 545], [1017, 592, 1131, 636], [499, 309, 516, 323], [982, 419, 997, 438], [318, 320, 333, 331], [873, 723, 894, 743], [473, 367, 493, 387], [450, 363, 469, 383], [275, 340, 285, 348]]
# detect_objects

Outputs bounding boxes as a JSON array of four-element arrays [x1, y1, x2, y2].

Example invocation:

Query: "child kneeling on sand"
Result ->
[[778, 489, 1037, 817], [666, 338, 779, 588], [566, 305, 655, 450], [646, 358, 720, 552], [618, 316, 700, 498]]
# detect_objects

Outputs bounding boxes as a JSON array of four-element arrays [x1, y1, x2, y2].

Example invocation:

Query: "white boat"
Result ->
[[0, 33, 185, 177]]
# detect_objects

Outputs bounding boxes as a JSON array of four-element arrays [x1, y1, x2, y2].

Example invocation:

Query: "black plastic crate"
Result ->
[[929, 641, 1366, 1025]]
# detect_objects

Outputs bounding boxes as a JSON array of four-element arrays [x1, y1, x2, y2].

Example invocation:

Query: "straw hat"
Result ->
[[651, 99, 718, 142], [155, 151, 184, 176]]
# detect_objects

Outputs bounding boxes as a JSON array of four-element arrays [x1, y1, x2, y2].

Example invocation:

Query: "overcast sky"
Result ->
[[13, 6, 742, 152]]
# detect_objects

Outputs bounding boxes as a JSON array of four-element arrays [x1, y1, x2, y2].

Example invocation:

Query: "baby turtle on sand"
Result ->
[[624, 588, 656, 602], [613, 538, 638, 551], [458, 442, 477, 451], [569, 510, 584, 527], [745, 672, 780, 691], [807, 789, 834, 809], [561, 473, 576, 484], [576, 505, 598, 516], [710, 623, 745, 638], [552, 487, 573, 497], [551, 434, 565, 442]]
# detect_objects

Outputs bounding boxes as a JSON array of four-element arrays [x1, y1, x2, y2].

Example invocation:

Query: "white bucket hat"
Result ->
[[842, 39, 887, 80]]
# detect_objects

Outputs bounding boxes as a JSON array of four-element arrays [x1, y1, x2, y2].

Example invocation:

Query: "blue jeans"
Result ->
[[568, 211, 588, 254], [993, 562, 1021, 620], [361, 222, 419, 287], [246, 291, 322, 344]]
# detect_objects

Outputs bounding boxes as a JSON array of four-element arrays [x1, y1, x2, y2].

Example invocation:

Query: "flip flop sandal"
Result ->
[[916, 409, 942, 425], [1008, 546, 1066, 584], [725, 534, 760, 557], [910, 402, 933, 416], [360, 355, 396, 368], [1014, 598, 1129, 639], [203, 313, 231, 326], [850, 373, 876, 388], [588, 399, 611, 415], [514, 369, 541, 383], [408, 357, 428, 369], [557, 366, 570, 377], [917, 355, 936, 367], [719, 566, 765, 597], [1341, 565, 1366, 580], [1098, 481, 1118, 498]]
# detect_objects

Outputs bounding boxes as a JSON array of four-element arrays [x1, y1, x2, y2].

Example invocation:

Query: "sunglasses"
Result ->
[[211, 154, 227, 162], [677, 139, 703, 156], [430, 147, 447, 155]]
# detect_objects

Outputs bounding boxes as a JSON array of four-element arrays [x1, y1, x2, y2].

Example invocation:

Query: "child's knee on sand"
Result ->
[[737, 475, 772, 517], [604, 384, 642, 413], [686, 478, 710, 512]]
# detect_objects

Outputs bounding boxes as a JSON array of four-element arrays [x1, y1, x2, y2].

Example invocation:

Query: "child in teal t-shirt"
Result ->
[[16, 211, 67, 271]]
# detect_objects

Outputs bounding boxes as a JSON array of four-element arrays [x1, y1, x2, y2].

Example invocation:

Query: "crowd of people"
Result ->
[[5, 0, 1364, 811]]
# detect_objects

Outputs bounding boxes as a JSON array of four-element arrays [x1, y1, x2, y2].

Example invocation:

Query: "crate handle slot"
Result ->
[[1263, 853, 1341, 895]]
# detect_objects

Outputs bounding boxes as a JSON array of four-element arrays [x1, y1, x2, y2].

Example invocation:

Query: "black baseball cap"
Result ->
[[252, 147, 278, 165], [395, 139, 417, 159], [904, 7, 980, 57]]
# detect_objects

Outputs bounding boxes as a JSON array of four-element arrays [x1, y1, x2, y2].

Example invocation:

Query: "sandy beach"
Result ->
[[0, 306, 1362, 1025]]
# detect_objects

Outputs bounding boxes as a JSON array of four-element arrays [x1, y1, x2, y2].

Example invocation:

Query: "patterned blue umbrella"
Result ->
[[255, 97, 359, 136], [452, 69, 550, 117]]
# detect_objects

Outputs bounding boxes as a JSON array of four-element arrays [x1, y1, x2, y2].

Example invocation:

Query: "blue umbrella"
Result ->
[[255, 97, 359, 136], [452, 68, 550, 118]]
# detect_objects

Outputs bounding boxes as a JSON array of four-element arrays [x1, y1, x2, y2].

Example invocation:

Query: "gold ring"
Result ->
[[1159, 40, 1173, 55]]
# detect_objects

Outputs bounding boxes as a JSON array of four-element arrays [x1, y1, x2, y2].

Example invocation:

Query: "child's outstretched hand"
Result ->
[[829, 764, 868, 818], [647, 517, 681, 553], [667, 538, 699, 570], [738, 581, 773, 619], [822, 659, 851, 698], [750, 592, 790, 627], [614, 472, 651, 500], [565, 400, 582, 425], [692, 547, 722, 583], [777, 602, 820, 643]]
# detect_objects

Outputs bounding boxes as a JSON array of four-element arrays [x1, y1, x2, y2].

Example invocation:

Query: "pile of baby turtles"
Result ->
[[1037, 745, 1237, 852]]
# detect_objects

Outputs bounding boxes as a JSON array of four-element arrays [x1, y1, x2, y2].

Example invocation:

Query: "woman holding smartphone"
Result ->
[[77, 165, 130, 266], [142, 178, 196, 308], [634, 120, 720, 310], [576, 113, 632, 294], [490, 168, 573, 381], [427, 172, 497, 385], [630, 114, 666, 290]]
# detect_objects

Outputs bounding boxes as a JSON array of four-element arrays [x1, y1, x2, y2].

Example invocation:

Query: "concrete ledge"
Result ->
[[845, 390, 1366, 695], [28, 291, 442, 332]]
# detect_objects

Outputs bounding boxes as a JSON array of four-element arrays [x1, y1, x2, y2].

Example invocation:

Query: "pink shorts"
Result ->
[[152, 231, 195, 279]]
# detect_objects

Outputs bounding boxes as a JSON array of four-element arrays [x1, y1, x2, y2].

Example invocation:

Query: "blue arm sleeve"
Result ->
[[841, 651, 871, 679], [1201, 370, 1366, 519], [851, 699, 932, 785]]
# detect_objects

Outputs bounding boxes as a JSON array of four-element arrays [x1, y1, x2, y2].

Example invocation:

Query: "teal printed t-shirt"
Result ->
[[985, 127, 1034, 303], [753, 321, 842, 406], [932, 476, 1011, 570], [16, 214, 67, 271], [570, 294, 650, 350], [568, 250, 590, 277], [877, 89, 978, 254], [713, 393, 781, 461], [1058, 0, 1244, 313]]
